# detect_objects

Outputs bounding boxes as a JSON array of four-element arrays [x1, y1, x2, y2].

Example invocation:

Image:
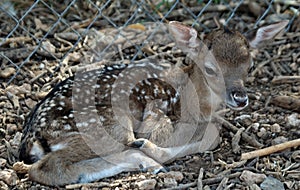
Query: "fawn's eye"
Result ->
[[205, 67, 215, 75], [204, 62, 217, 76]]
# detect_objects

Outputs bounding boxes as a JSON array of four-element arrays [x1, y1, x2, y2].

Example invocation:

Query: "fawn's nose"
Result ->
[[232, 90, 248, 105], [226, 88, 248, 110]]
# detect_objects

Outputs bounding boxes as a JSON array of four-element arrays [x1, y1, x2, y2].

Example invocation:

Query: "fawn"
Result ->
[[17, 20, 288, 186]]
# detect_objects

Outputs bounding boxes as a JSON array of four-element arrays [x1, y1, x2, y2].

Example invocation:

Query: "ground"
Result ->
[[0, 1, 299, 189]]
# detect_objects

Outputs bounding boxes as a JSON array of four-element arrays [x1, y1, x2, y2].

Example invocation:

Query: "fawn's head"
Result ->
[[169, 20, 288, 110]]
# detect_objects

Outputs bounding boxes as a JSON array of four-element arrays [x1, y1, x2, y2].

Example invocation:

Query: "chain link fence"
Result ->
[[0, 0, 298, 85]]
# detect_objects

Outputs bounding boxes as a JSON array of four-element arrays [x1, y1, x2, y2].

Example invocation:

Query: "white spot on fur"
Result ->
[[145, 79, 151, 85], [161, 101, 169, 110], [40, 117, 46, 123], [30, 141, 45, 161], [171, 92, 180, 104], [154, 85, 159, 96], [99, 115, 106, 122], [50, 143, 66, 151], [64, 124, 72, 130], [51, 120, 58, 127], [120, 89, 126, 94], [76, 122, 89, 128], [40, 122, 46, 127], [41, 112, 47, 116], [59, 101, 65, 107], [89, 118, 97, 123]]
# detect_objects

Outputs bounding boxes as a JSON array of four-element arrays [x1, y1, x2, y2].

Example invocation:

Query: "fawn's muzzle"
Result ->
[[226, 87, 248, 110]]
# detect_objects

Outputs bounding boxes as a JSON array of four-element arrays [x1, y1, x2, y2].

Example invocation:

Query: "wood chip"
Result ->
[[270, 95, 300, 112]]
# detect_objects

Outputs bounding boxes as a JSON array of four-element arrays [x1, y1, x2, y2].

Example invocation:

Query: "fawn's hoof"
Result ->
[[13, 161, 32, 174], [152, 166, 169, 174], [128, 138, 148, 148], [139, 163, 169, 174]]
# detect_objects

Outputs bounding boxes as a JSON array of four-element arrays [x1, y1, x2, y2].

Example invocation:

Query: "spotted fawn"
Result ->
[[18, 20, 288, 186]]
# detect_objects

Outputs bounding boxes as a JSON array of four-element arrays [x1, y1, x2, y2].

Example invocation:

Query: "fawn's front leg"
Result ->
[[130, 121, 220, 163]]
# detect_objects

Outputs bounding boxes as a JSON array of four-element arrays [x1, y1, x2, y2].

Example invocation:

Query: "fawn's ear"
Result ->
[[246, 20, 289, 48], [168, 21, 202, 55]]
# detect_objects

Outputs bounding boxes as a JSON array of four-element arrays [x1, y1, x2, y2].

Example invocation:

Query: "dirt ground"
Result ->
[[0, 1, 300, 189]]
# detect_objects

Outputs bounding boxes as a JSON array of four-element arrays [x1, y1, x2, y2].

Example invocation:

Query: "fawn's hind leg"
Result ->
[[28, 141, 97, 186], [73, 149, 166, 184], [29, 148, 164, 186]]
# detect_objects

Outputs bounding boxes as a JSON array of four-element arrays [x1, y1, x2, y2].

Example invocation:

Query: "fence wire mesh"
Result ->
[[0, 0, 298, 85]]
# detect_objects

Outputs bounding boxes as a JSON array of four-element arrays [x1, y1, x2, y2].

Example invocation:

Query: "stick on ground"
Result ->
[[241, 138, 300, 160]]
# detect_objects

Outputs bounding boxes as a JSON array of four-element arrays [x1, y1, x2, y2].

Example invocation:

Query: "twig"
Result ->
[[222, 160, 247, 169], [264, 96, 271, 108], [232, 127, 244, 154], [117, 44, 125, 61], [270, 95, 300, 112], [202, 172, 241, 185], [0, 36, 32, 46], [162, 168, 240, 190], [167, 3, 243, 19], [197, 168, 204, 190], [250, 55, 279, 77], [146, 0, 165, 21], [270, 62, 281, 76], [54, 34, 74, 51], [29, 70, 48, 83], [241, 138, 300, 160], [271, 76, 300, 84], [216, 177, 228, 190], [214, 115, 263, 148], [162, 181, 197, 190], [274, 0, 300, 6], [65, 182, 113, 189]]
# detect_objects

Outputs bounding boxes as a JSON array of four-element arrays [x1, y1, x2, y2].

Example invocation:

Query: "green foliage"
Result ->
[[156, 0, 174, 12]]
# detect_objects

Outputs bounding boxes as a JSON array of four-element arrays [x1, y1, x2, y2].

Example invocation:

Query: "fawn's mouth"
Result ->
[[226, 99, 249, 110]]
